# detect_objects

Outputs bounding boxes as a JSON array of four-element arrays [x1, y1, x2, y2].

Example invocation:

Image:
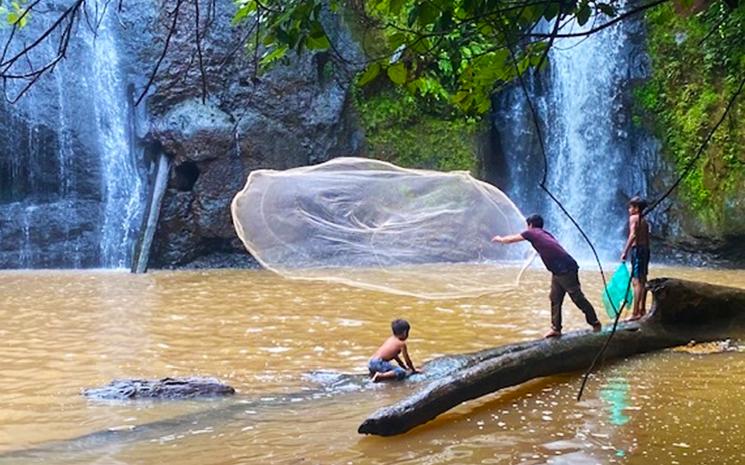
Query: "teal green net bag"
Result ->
[[602, 262, 634, 318]]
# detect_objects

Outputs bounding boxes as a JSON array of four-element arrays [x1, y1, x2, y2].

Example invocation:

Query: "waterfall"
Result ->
[[0, 2, 144, 269], [87, 10, 145, 269], [494, 13, 655, 260]]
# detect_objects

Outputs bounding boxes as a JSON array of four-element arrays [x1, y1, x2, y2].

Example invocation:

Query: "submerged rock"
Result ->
[[83, 377, 235, 400]]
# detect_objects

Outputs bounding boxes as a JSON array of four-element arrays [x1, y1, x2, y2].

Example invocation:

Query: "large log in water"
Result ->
[[358, 278, 745, 436]]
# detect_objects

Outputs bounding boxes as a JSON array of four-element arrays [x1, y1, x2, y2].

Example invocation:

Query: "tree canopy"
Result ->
[[1, 0, 740, 110], [232, 0, 740, 114]]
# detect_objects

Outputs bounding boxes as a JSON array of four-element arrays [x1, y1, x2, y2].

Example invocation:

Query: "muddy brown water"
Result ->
[[1, 266, 744, 464]]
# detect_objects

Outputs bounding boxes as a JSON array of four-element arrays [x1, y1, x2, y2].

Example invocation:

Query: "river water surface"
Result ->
[[1, 266, 744, 464]]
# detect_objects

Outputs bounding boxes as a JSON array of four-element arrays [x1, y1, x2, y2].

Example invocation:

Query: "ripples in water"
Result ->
[[0, 267, 744, 464]]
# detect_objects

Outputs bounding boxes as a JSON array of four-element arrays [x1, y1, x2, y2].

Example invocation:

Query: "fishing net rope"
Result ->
[[231, 157, 531, 299]]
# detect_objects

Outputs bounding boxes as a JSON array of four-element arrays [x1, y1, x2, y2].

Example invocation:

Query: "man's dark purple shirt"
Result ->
[[520, 228, 578, 275]]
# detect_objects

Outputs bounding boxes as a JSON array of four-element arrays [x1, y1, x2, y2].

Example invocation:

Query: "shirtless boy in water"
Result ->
[[368, 319, 419, 382], [621, 196, 651, 321]]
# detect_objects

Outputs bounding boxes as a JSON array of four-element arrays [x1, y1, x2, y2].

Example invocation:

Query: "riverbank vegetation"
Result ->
[[635, 1, 745, 228]]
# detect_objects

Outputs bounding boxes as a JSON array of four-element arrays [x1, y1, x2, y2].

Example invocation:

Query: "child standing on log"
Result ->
[[369, 319, 419, 382], [621, 196, 651, 321], [492, 214, 602, 338]]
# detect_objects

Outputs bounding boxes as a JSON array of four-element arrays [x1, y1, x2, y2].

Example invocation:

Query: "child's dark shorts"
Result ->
[[631, 245, 650, 279], [368, 358, 407, 380]]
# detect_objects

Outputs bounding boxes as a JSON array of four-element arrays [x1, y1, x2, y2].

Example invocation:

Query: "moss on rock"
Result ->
[[352, 87, 478, 172], [636, 3, 745, 233]]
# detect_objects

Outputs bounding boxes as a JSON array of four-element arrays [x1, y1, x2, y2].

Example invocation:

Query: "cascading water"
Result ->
[[493, 13, 657, 260], [0, 2, 144, 269], [87, 10, 145, 268]]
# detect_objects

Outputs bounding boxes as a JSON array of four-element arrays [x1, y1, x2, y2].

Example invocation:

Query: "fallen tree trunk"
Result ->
[[358, 278, 745, 436]]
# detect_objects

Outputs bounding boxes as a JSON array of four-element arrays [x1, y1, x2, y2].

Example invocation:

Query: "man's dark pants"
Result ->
[[549, 270, 600, 332]]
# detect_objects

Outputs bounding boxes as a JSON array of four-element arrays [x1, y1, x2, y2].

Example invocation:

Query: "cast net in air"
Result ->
[[231, 157, 531, 299]]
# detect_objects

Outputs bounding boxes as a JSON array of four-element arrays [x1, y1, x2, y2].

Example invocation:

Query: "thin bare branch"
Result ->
[[194, 0, 208, 103]]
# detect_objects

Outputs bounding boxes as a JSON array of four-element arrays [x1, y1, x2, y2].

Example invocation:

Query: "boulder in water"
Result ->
[[83, 377, 235, 400]]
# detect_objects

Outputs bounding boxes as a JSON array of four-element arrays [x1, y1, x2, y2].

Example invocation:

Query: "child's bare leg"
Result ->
[[628, 278, 642, 320], [371, 371, 399, 383], [638, 277, 647, 317]]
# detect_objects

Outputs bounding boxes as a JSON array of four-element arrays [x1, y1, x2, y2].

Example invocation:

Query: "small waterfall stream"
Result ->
[[88, 11, 145, 268], [0, 2, 145, 269]]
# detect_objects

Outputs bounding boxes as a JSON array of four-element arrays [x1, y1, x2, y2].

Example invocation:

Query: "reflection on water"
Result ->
[[600, 377, 631, 460], [0, 266, 744, 464], [601, 377, 630, 426]]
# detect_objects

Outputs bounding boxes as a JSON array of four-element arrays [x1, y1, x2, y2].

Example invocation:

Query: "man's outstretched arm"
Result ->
[[491, 234, 525, 244]]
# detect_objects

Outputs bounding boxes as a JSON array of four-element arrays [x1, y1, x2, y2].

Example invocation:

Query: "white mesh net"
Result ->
[[231, 157, 531, 299]]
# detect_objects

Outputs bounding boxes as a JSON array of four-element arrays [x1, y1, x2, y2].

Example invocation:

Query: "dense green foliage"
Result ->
[[232, 0, 632, 172], [354, 87, 478, 170], [636, 2, 744, 225], [233, 0, 624, 115]]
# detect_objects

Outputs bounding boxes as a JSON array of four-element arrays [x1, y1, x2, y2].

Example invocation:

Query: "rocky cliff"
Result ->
[[0, 0, 364, 269], [132, 1, 365, 267]]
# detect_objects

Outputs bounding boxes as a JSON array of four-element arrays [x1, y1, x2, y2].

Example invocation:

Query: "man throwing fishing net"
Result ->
[[492, 214, 602, 338]]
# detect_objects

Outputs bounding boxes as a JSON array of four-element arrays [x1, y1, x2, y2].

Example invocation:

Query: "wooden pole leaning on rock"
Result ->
[[358, 278, 745, 436], [132, 152, 171, 273]]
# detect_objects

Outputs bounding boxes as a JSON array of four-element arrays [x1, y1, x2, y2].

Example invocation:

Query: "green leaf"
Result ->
[[260, 45, 288, 67], [388, 32, 408, 49], [309, 20, 325, 38], [410, 38, 432, 53], [390, 0, 405, 14], [276, 27, 290, 44], [543, 2, 560, 20], [475, 95, 491, 113], [307, 34, 330, 50], [407, 4, 419, 27], [596, 2, 616, 17], [232, 1, 256, 25], [519, 5, 540, 24], [387, 62, 407, 84], [576, 2, 591, 26], [306, 20, 329, 49], [417, 2, 440, 26], [560, 0, 578, 14], [358, 62, 382, 86]]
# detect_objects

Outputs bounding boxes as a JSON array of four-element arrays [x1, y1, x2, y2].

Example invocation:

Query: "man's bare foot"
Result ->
[[544, 328, 561, 338], [592, 323, 602, 332], [371, 372, 381, 383], [626, 314, 641, 322]]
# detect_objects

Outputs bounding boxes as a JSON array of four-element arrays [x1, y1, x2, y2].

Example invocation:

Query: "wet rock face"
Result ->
[[1, 0, 364, 269], [126, 0, 365, 268], [0, 20, 109, 269], [83, 377, 236, 400]]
